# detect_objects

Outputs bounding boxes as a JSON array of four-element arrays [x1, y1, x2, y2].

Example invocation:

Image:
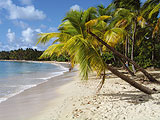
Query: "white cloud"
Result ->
[[70, 4, 80, 11], [21, 27, 41, 43], [19, 0, 32, 5], [35, 28, 41, 33], [0, 44, 25, 51], [13, 20, 28, 29], [0, 0, 46, 20], [22, 27, 34, 43], [6, 28, 15, 42], [0, 27, 48, 51], [32, 46, 38, 49], [48, 27, 57, 32], [8, 5, 46, 20]]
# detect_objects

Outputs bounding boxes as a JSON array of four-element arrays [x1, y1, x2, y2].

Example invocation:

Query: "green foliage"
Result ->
[[149, 3, 160, 19], [135, 52, 153, 68], [0, 48, 70, 62], [50, 54, 70, 62], [102, 52, 115, 64], [0, 51, 10, 59], [37, 8, 107, 80], [133, 36, 160, 68], [37, 0, 160, 79], [0, 48, 42, 61], [113, 0, 141, 11]]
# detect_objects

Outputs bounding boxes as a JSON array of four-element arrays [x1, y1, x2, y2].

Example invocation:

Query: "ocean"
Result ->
[[0, 61, 68, 103]]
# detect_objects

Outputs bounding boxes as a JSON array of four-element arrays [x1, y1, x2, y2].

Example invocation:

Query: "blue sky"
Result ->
[[0, 0, 146, 51]]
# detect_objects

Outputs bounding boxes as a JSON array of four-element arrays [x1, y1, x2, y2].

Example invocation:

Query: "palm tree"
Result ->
[[113, 0, 160, 71], [37, 7, 156, 94], [148, 2, 160, 62], [38, 8, 108, 89], [92, 4, 135, 76], [113, 0, 141, 73], [85, 4, 159, 83]]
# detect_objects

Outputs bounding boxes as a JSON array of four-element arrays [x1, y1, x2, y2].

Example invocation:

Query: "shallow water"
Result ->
[[0, 61, 68, 103]]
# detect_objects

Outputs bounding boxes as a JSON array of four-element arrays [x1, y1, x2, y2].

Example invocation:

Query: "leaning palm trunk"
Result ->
[[106, 64, 155, 94], [88, 30, 159, 83]]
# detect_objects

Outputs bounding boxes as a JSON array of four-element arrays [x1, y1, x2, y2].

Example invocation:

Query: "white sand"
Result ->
[[29, 70, 160, 120], [1, 60, 160, 120]]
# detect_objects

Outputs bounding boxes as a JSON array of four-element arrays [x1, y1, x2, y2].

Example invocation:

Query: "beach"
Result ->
[[29, 69, 160, 120], [0, 61, 73, 120], [0, 0, 159, 119], [0, 61, 160, 120]]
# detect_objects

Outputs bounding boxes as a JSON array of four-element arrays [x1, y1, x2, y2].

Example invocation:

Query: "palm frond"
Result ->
[[137, 16, 146, 28], [97, 3, 115, 16], [63, 10, 84, 35], [37, 33, 60, 45], [114, 8, 135, 17], [58, 21, 79, 35], [82, 7, 97, 24], [113, 8, 134, 28], [104, 28, 126, 47], [149, 3, 160, 19], [152, 18, 160, 38], [39, 43, 65, 59], [63, 34, 105, 79], [115, 19, 128, 28], [85, 15, 112, 28]]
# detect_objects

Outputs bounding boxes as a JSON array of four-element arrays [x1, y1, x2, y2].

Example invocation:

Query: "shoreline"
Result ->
[[0, 59, 70, 63], [0, 60, 75, 120], [0, 68, 77, 120], [1, 60, 160, 119], [0, 60, 71, 104]]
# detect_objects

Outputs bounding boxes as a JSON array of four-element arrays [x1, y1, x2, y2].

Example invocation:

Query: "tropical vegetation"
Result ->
[[0, 48, 43, 60], [0, 48, 70, 61], [37, 0, 160, 94]]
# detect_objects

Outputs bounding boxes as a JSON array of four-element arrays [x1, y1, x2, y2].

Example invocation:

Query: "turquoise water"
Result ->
[[0, 61, 68, 103]]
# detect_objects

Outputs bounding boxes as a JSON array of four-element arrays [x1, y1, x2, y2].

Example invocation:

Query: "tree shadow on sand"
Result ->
[[97, 91, 153, 105], [154, 102, 160, 105], [136, 72, 160, 80]]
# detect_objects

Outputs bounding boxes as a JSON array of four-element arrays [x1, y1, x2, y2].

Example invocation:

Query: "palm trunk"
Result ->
[[106, 64, 155, 94], [125, 38, 128, 58], [152, 38, 155, 62], [131, 21, 136, 73], [88, 31, 159, 83], [97, 69, 105, 92], [119, 58, 135, 76], [128, 38, 130, 57], [124, 38, 135, 76]]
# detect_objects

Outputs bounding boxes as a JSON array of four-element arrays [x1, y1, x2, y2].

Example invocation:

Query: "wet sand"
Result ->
[[0, 67, 77, 120]]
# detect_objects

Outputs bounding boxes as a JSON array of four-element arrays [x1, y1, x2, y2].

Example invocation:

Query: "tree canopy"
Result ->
[[37, 0, 160, 94]]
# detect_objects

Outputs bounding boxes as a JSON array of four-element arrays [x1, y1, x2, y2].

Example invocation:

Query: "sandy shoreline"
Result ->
[[1, 60, 160, 120], [0, 60, 72, 120], [0, 71, 77, 120], [0, 59, 70, 63], [29, 70, 160, 120]]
